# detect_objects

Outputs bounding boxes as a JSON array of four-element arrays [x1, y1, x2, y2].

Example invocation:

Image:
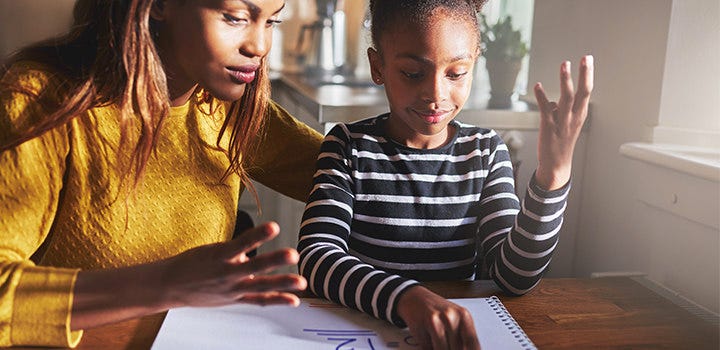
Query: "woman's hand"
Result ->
[[71, 222, 306, 330], [396, 286, 480, 350], [533, 55, 594, 190], [158, 221, 306, 308]]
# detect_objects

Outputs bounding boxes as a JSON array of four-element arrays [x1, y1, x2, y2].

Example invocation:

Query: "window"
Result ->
[[474, 0, 535, 103]]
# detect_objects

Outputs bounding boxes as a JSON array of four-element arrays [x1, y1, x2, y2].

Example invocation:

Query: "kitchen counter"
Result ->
[[272, 72, 542, 133]]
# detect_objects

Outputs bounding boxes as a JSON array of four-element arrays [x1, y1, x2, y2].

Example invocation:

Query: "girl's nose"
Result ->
[[421, 74, 449, 104]]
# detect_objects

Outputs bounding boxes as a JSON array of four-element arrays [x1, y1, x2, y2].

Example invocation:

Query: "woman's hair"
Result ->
[[368, 0, 487, 53], [0, 0, 268, 193]]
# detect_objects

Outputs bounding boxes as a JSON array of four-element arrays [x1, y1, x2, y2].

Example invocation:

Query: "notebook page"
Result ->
[[151, 296, 535, 350]]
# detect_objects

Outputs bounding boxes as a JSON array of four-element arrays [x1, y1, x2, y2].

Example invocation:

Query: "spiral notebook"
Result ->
[[151, 296, 536, 350]]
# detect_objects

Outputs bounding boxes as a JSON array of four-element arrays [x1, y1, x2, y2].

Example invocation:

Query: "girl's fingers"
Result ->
[[572, 55, 594, 115], [558, 61, 574, 110], [533, 82, 552, 115]]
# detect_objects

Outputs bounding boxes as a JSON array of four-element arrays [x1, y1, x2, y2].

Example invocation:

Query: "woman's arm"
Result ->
[[247, 101, 324, 202], [71, 222, 305, 329]]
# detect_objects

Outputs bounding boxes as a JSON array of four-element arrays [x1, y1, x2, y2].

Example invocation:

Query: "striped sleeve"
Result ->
[[477, 135, 570, 295], [297, 124, 419, 327]]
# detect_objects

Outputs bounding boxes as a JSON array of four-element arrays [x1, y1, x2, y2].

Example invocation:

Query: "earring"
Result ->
[[374, 77, 382, 84]]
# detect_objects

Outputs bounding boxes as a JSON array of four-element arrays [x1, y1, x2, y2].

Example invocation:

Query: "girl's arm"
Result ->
[[534, 56, 594, 190], [478, 56, 593, 295], [297, 124, 418, 326]]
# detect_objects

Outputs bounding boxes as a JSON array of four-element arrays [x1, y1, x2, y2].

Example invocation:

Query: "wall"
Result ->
[[0, 0, 75, 57], [529, 0, 719, 313]]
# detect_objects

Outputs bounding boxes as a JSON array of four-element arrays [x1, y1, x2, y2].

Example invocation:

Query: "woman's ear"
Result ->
[[150, 0, 167, 21], [367, 47, 384, 85]]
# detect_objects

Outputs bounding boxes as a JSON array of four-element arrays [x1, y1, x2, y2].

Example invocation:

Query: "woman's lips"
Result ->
[[227, 66, 258, 84]]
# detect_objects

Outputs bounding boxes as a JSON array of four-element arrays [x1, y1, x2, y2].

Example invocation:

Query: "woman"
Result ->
[[0, 0, 322, 347]]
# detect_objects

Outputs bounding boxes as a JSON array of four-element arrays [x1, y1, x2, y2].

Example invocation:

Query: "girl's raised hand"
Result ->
[[533, 55, 594, 190]]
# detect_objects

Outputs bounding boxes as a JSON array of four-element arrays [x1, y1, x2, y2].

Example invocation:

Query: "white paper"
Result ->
[[151, 297, 535, 350]]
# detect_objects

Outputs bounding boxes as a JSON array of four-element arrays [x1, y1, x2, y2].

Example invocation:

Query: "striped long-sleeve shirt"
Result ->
[[297, 115, 570, 327]]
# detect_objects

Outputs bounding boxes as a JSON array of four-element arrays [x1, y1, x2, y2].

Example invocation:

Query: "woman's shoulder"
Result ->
[[1, 60, 68, 96]]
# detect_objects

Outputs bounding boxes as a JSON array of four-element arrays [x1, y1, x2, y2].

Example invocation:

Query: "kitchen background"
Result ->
[[1, 0, 718, 318]]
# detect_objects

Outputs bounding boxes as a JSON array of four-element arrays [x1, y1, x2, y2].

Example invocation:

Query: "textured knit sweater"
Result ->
[[298, 115, 569, 327], [0, 62, 322, 347]]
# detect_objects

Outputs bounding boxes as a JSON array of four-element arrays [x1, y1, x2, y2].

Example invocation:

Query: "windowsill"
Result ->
[[620, 142, 720, 182]]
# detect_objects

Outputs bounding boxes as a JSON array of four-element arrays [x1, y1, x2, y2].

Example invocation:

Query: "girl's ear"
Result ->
[[150, 0, 168, 21], [367, 47, 384, 85]]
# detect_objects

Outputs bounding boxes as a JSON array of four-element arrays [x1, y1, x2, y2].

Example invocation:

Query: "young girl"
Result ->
[[297, 0, 593, 348], [0, 0, 323, 347]]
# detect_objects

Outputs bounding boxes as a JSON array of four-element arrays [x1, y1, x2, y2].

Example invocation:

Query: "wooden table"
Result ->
[[11, 277, 719, 349]]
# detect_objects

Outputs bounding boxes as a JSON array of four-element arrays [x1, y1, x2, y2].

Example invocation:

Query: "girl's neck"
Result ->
[[385, 117, 456, 150]]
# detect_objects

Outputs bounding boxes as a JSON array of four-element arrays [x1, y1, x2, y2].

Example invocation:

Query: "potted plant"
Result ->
[[479, 14, 529, 109]]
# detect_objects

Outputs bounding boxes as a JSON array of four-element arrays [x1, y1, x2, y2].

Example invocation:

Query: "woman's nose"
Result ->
[[240, 25, 270, 58]]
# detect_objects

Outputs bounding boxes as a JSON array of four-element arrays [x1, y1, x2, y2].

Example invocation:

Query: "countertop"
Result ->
[[273, 72, 542, 130]]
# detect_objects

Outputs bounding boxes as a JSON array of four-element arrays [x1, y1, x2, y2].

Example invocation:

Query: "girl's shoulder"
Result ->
[[452, 121, 505, 148]]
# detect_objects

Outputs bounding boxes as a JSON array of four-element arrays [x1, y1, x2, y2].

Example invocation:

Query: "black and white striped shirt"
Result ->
[[297, 115, 569, 326]]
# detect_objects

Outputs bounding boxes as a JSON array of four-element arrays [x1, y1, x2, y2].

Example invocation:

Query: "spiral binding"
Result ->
[[486, 296, 537, 350]]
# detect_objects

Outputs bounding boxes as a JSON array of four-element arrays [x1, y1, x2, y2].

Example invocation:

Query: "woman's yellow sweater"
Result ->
[[0, 63, 322, 347]]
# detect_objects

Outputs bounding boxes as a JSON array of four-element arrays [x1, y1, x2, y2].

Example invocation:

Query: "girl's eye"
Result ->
[[402, 71, 423, 80], [223, 13, 248, 25]]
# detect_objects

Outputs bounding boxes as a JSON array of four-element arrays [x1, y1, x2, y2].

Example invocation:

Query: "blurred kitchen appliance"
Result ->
[[295, 0, 348, 76]]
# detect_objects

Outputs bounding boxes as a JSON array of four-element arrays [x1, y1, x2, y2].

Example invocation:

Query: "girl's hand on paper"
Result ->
[[159, 221, 307, 308], [533, 55, 594, 190], [397, 286, 480, 350]]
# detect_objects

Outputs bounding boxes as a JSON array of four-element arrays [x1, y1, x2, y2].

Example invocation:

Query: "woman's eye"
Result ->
[[266, 19, 283, 28], [447, 72, 468, 80], [223, 13, 248, 25]]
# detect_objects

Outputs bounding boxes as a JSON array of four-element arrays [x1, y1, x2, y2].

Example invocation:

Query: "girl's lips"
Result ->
[[227, 66, 258, 84], [415, 109, 452, 124]]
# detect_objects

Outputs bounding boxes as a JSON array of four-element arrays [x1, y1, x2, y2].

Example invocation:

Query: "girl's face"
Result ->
[[154, 0, 284, 103], [369, 10, 479, 149]]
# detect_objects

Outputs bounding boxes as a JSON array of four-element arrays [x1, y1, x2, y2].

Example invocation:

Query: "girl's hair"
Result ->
[[0, 0, 267, 194], [369, 0, 488, 52]]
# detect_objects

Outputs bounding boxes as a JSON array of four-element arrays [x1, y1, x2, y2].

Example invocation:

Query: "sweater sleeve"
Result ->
[[0, 63, 82, 347], [246, 100, 323, 202], [297, 124, 419, 327], [476, 133, 570, 295]]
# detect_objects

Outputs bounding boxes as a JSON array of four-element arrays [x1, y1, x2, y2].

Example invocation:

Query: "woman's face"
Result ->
[[154, 0, 284, 102], [369, 9, 478, 149]]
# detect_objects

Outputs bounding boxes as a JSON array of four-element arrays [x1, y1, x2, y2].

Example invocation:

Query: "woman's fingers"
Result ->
[[235, 274, 307, 294], [222, 222, 280, 261], [237, 292, 302, 307], [235, 249, 301, 277]]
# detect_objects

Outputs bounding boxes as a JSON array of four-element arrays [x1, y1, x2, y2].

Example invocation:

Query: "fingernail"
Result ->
[[564, 61, 571, 72], [585, 55, 594, 67]]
